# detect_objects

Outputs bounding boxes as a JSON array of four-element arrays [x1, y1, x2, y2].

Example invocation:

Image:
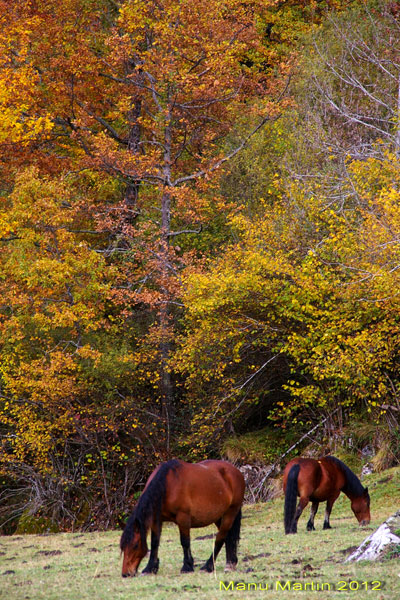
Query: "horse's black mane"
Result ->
[[324, 456, 365, 496], [120, 459, 181, 550]]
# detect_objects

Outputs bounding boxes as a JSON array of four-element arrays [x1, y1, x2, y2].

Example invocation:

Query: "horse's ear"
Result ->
[[364, 487, 369, 495]]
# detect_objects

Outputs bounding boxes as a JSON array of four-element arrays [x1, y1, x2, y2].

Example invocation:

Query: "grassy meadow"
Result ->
[[1, 467, 400, 600]]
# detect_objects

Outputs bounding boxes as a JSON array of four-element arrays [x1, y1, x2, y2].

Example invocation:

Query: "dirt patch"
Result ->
[[339, 545, 358, 555], [194, 534, 214, 540], [377, 475, 393, 485], [243, 552, 271, 562], [36, 550, 62, 556]]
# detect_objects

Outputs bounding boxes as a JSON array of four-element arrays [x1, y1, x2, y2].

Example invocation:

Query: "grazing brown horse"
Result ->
[[283, 456, 370, 534], [120, 459, 245, 576]]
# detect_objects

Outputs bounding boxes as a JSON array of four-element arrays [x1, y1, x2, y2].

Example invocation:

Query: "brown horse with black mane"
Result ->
[[120, 459, 245, 576], [283, 456, 370, 534]]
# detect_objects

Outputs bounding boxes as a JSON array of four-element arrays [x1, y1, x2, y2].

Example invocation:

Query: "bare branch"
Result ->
[[167, 225, 202, 237], [172, 111, 277, 186]]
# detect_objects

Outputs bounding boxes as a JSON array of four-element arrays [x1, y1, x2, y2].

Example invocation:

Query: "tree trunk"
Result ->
[[124, 95, 142, 218], [396, 73, 400, 159], [158, 112, 174, 453]]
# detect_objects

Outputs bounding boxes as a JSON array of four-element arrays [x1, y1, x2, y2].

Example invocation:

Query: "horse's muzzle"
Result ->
[[122, 571, 137, 578], [360, 519, 370, 527]]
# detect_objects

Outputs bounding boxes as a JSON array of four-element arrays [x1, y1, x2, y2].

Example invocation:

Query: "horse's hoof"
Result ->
[[224, 563, 237, 572], [200, 564, 214, 573], [181, 566, 194, 573]]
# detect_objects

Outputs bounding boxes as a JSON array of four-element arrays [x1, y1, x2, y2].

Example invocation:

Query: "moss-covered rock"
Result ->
[[346, 511, 400, 562], [16, 511, 60, 534], [222, 426, 297, 464]]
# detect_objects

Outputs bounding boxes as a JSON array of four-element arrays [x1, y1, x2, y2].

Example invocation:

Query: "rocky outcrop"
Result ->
[[346, 510, 400, 562]]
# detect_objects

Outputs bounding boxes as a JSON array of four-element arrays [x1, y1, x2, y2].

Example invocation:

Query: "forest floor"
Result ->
[[1, 466, 400, 600]]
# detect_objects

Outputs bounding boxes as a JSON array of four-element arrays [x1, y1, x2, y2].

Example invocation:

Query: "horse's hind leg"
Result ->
[[200, 535, 225, 573], [142, 528, 161, 575], [224, 509, 241, 571], [291, 497, 309, 533], [306, 501, 319, 531], [201, 508, 240, 573]]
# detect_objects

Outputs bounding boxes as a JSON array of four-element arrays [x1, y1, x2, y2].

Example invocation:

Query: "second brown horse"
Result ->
[[120, 459, 245, 576], [283, 456, 370, 534]]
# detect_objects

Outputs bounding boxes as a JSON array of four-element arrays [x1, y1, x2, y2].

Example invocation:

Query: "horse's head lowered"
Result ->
[[350, 487, 370, 526], [120, 518, 148, 577]]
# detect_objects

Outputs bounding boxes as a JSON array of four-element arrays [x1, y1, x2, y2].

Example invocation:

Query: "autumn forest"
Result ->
[[0, 0, 399, 532]]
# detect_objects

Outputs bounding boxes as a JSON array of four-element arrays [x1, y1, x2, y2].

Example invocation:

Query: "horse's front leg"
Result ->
[[176, 514, 194, 573], [141, 527, 161, 575], [323, 493, 339, 529], [306, 501, 319, 531]]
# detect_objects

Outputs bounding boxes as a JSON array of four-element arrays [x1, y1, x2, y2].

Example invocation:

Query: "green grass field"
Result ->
[[1, 467, 400, 600]]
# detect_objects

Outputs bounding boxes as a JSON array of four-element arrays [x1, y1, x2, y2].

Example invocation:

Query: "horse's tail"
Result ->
[[225, 508, 242, 564], [284, 464, 300, 534]]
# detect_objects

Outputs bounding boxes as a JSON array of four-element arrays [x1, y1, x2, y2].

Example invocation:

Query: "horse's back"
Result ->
[[164, 460, 244, 527], [199, 460, 245, 494], [283, 456, 347, 501], [283, 458, 319, 488], [316, 457, 346, 497], [182, 460, 245, 505]]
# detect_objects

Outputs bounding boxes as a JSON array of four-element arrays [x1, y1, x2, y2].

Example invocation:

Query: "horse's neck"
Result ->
[[342, 486, 353, 499], [341, 471, 362, 499], [145, 507, 160, 532]]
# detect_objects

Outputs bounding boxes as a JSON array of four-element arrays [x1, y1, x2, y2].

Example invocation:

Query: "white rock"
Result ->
[[346, 511, 400, 562]]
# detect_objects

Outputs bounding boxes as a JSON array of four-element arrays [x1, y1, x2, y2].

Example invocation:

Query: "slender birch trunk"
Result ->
[[159, 108, 174, 453]]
